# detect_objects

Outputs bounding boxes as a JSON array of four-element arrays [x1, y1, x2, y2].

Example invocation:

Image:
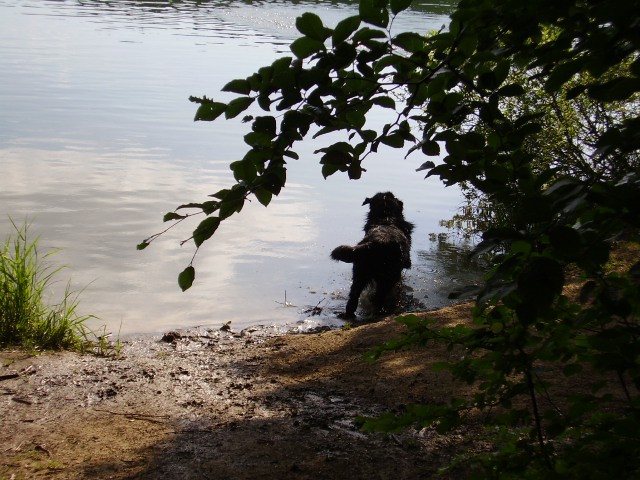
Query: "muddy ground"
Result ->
[[1, 303, 486, 479]]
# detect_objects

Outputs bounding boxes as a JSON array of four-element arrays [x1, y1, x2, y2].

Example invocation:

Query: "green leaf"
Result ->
[[498, 83, 525, 97], [178, 266, 195, 292], [209, 189, 230, 200], [457, 31, 477, 57], [511, 240, 531, 254], [493, 60, 510, 87], [319, 147, 351, 178], [163, 212, 186, 222], [244, 131, 273, 148], [550, 226, 582, 259], [332, 16, 361, 45], [257, 95, 272, 111], [290, 36, 326, 59], [231, 159, 257, 182], [272, 56, 293, 72], [359, 0, 389, 28], [415, 160, 435, 172], [421, 141, 440, 156], [194, 102, 226, 122], [345, 110, 367, 129], [477, 70, 498, 91], [390, 0, 412, 15], [272, 69, 296, 92], [225, 97, 255, 119], [372, 96, 396, 109], [348, 161, 363, 179], [252, 116, 277, 136], [359, 129, 377, 142], [193, 217, 221, 247], [201, 201, 220, 215], [317, 141, 353, 154], [254, 187, 273, 207], [565, 84, 587, 100], [588, 77, 640, 102], [353, 27, 388, 44], [374, 54, 397, 73], [296, 12, 330, 42], [380, 133, 404, 148], [277, 90, 304, 111], [219, 196, 245, 220], [321, 163, 342, 178], [545, 60, 583, 93], [392, 32, 424, 53], [222, 79, 252, 95], [517, 256, 564, 319], [176, 202, 204, 210]]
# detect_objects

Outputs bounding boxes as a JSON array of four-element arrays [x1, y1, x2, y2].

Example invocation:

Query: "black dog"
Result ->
[[331, 192, 414, 318]]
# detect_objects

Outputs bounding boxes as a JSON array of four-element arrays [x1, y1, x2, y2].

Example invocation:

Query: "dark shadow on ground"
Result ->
[[109, 303, 479, 479]]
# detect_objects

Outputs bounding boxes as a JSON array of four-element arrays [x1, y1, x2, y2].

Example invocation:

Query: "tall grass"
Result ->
[[0, 219, 93, 350]]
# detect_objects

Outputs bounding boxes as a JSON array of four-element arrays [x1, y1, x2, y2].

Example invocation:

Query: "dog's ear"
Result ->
[[362, 197, 371, 206]]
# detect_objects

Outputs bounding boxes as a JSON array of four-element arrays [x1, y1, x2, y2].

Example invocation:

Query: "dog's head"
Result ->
[[362, 192, 404, 218]]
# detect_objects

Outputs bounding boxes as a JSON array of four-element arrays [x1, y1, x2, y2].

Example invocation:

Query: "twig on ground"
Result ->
[[303, 298, 326, 316], [93, 408, 170, 424], [275, 290, 296, 307]]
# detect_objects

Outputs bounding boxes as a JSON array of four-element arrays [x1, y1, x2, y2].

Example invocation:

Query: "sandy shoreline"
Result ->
[[1, 303, 481, 479]]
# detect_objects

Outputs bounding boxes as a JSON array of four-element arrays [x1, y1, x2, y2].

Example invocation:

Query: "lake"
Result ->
[[0, 0, 482, 336]]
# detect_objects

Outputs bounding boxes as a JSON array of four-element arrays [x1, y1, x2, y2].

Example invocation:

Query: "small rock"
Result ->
[[161, 331, 181, 343]]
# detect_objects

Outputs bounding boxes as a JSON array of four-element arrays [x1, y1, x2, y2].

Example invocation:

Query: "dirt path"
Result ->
[[1, 303, 482, 479]]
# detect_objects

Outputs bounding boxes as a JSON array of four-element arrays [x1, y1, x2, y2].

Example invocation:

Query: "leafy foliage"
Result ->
[[443, 51, 639, 238], [141, 0, 640, 475]]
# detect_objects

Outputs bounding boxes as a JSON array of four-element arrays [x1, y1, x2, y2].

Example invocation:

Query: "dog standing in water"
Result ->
[[331, 192, 415, 319]]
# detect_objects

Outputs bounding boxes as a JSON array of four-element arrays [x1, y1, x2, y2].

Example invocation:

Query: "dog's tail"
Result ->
[[330, 245, 358, 263]]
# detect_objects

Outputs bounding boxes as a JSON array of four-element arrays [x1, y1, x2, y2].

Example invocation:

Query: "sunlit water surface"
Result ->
[[0, 0, 485, 335]]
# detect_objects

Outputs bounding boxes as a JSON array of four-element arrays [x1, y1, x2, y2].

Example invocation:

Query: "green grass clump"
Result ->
[[0, 219, 93, 350]]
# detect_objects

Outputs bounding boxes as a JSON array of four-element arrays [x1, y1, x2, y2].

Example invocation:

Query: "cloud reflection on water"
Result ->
[[2, 144, 323, 334], [0, 0, 470, 335]]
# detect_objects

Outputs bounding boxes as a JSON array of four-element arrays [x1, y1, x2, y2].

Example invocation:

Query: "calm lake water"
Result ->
[[0, 0, 483, 335]]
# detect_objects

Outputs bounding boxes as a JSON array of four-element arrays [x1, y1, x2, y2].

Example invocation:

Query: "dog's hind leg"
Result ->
[[342, 265, 370, 319], [373, 269, 402, 312]]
